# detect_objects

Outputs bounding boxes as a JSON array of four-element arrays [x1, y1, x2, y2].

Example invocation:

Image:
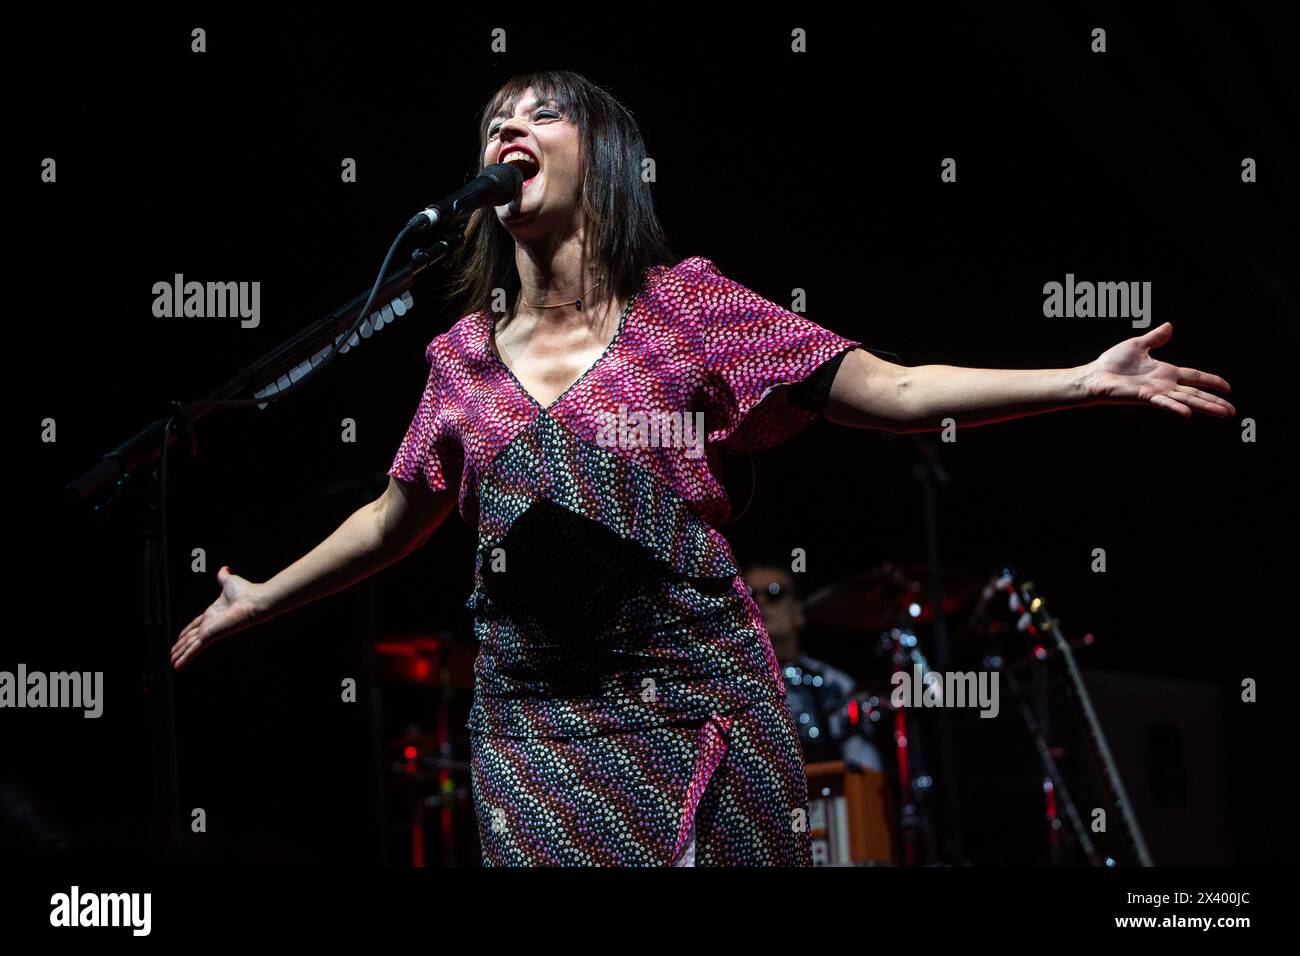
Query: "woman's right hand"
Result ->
[[172, 565, 264, 670]]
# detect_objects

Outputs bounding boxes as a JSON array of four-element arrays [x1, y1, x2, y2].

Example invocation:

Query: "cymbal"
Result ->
[[803, 562, 983, 633]]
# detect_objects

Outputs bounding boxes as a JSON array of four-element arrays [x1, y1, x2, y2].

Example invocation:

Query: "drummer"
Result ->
[[742, 559, 884, 772]]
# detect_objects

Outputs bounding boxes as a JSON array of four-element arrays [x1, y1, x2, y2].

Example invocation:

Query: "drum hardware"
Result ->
[[374, 633, 476, 689], [375, 631, 477, 866], [800, 562, 984, 865], [987, 653, 1102, 866], [884, 627, 938, 866], [996, 634, 1096, 674], [982, 569, 1154, 866], [387, 729, 473, 867], [804, 563, 983, 635]]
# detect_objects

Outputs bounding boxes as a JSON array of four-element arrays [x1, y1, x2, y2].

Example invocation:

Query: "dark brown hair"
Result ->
[[444, 70, 676, 316]]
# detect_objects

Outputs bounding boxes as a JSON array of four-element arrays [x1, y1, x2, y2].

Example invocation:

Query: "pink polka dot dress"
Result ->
[[388, 256, 862, 865]]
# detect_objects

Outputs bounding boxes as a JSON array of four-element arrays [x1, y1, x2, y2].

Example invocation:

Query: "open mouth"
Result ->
[[499, 148, 540, 187]]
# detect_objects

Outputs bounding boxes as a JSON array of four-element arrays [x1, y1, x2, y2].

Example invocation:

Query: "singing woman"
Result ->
[[170, 70, 1234, 866]]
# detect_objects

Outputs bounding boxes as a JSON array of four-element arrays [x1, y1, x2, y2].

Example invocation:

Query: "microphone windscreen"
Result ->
[[481, 162, 524, 203]]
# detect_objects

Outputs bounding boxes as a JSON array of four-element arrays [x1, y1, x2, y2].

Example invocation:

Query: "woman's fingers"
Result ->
[[173, 616, 200, 653], [1170, 385, 1236, 417], [1176, 366, 1231, 393], [174, 569, 243, 671], [172, 627, 198, 667], [1152, 387, 1235, 418], [1149, 392, 1191, 417], [174, 629, 207, 669], [173, 608, 214, 668], [172, 635, 196, 666], [173, 641, 196, 670]]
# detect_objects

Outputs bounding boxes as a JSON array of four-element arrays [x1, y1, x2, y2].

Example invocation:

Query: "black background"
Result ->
[[10, 5, 1298, 867]]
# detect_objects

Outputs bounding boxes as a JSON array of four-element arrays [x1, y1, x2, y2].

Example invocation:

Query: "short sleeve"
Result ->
[[387, 343, 463, 495], [691, 257, 863, 452]]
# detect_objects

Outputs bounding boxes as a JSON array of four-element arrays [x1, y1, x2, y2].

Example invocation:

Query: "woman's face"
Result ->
[[485, 86, 583, 236]]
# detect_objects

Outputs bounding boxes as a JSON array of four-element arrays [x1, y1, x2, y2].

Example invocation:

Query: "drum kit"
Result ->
[[795, 560, 1152, 867], [370, 562, 1151, 867]]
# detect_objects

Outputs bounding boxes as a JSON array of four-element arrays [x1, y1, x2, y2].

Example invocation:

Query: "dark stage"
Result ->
[[7, 2, 1298, 934]]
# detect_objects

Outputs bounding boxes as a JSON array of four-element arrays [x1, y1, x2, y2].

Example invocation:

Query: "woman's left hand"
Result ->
[[1082, 322, 1235, 418]]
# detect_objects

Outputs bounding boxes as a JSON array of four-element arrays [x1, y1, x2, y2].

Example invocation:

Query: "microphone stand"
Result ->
[[64, 227, 465, 859]]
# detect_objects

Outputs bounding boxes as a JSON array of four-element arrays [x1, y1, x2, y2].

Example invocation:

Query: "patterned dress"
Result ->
[[388, 256, 862, 865]]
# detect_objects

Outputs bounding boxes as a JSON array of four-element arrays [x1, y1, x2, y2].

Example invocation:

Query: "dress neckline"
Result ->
[[484, 280, 645, 413]]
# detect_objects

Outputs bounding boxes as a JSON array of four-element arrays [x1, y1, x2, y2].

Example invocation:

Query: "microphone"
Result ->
[[407, 163, 524, 232]]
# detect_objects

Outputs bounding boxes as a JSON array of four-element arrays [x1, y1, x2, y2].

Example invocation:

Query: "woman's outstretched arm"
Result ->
[[171, 477, 456, 670], [823, 322, 1234, 433]]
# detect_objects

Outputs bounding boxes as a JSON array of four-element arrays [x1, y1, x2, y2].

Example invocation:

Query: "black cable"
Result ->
[[197, 219, 422, 411], [725, 452, 758, 524]]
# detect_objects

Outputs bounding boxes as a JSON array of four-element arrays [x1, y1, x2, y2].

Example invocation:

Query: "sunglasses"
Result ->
[[745, 581, 792, 601]]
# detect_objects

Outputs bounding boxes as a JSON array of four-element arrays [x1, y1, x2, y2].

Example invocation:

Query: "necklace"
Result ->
[[518, 277, 604, 311]]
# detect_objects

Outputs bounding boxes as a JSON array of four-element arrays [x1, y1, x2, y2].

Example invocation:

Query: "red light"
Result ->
[[848, 700, 860, 724], [403, 745, 417, 760], [415, 660, 431, 679]]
